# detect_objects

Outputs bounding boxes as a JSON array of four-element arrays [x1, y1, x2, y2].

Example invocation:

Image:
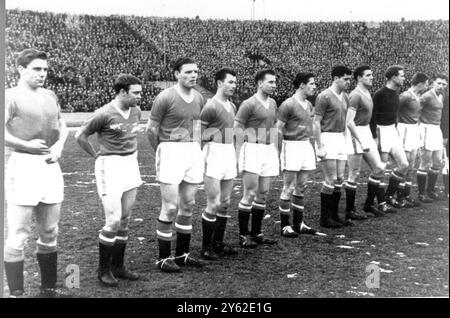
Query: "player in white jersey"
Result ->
[[4, 49, 68, 297], [200, 68, 239, 259], [76, 74, 143, 287]]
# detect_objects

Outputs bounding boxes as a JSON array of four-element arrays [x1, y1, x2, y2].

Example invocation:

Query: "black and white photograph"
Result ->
[[2, 0, 449, 300]]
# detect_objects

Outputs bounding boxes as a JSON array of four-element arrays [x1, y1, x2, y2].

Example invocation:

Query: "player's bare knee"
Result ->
[[40, 226, 58, 243], [162, 206, 178, 221], [420, 160, 431, 170], [397, 161, 409, 173], [348, 169, 360, 182], [257, 189, 269, 200], [105, 219, 121, 232], [6, 229, 29, 254], [373, 165, 384, 177], [220, 198, 231, 209], [244, 190, 256, 203], [433, 160, 444, 171], [182, 198, 196, 209], [209, 200, 221, 213], [294, 184, 306, 196], [281, 185, 293, 199]]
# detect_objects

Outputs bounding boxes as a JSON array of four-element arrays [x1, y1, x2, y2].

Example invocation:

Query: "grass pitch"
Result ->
[[3, 131, 449, 298]]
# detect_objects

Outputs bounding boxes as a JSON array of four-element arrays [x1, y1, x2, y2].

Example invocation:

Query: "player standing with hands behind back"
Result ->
[[76, 74, 143, 287], [276, 72, 323, 237]]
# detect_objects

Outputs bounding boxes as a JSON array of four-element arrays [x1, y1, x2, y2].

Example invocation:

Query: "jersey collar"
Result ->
[[294, 95, 308, 110], [329, 88, 343, 102]]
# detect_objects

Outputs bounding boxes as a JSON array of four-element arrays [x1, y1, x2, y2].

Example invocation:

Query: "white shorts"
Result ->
[[320, 132, 348, 161], [5, 152, 64, 206], [280, 140, 316, 171], [156, 142, 204, 184], [203, 142, 237, 180], [95, 153, 143, 198], [238, 142, 280, 177], [397, 123, 422, 152], [346, 125, 378, 155], [377, 124, 403, 153], [420, 123, 444, 152]]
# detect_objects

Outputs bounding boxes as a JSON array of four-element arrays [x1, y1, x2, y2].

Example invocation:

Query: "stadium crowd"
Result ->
[[5, 9, 449, 110]]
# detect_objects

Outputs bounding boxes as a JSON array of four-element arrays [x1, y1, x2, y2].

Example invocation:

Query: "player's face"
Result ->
[[20, 58, 48, 88], [259, 74, 276, 95], [219, 74, 237, 98], [303, 77, 316, 97], [124, 84, 142, 107], [393, 70, 405, 87], [360, 70, 373, 87], [336, 74, 352, 91], [434, 78, 448, 94], [176, 63, 199, 89]]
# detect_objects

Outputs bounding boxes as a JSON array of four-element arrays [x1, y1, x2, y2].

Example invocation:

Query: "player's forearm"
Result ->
[[75, 133, 98, 158], [146, 128, 159, 151], [233, 122, 246, 148], [53, 119, 69, 149], [312, 121, 322, 147], [347, 121, 362, 144], [276, 126, 284, 153], [233, 121, 246, 158], [4, 130, 29, 151]]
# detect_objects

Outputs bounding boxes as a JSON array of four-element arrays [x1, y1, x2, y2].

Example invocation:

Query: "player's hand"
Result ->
[[45, 143, 63, 164], [132, 124, 146, 134], [25, 139, 50, 155], [317, 146, 326, 159]]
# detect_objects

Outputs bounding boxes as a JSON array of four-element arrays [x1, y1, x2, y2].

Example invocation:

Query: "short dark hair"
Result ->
[[411, 73, 429, 86], [113, 74, 142, 94], [385, 65, 404, 80], [254, 69, 276, 84], [353, 65, 371, 81], [432, 73, 448, 82], [16, 48, 47, 68], [172, 57, 196, 72], [331, 65, 352, 79], [215, 67, 236, 84], [293, 72, 315, 89]]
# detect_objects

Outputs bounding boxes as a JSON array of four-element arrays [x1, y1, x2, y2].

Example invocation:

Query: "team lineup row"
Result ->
[[3, 50, 449, 297]]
